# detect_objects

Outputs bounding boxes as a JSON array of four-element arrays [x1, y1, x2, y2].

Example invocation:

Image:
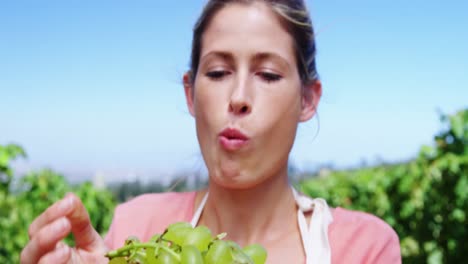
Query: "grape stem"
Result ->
[[105, 243, 181, 262]]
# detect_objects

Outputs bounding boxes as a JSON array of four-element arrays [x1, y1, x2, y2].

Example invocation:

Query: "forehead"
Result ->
[[200, 2, 296, 63]]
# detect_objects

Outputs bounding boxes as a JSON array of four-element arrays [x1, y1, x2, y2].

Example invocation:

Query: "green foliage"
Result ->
[[299, 109, 468, 263], [0, 144, 26, 193], [0, 144, 117, 264]]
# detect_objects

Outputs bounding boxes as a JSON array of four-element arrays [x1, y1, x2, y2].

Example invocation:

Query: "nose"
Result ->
[[229, 76, 252, 116], [229, 103, 250, 115]]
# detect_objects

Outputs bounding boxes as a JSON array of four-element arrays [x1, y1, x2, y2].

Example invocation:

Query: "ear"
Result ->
[[183, 72, 195, 117], [299, 80, 322, 122]]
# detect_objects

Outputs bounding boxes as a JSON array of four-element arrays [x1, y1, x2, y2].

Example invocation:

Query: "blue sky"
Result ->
[[1, 1, 467, 182]]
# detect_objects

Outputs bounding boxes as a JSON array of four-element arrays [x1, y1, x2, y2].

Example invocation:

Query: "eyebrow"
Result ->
[[200, 51, 235, 66], [200, 51, 292, 71], [252, 52, 292, 71]]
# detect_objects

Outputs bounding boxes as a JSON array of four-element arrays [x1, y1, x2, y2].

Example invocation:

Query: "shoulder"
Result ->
[[329, 207, 401, 264], [330, 207, 396, 235], [104, 191, 197, 249], [116, 191, 196, 215]]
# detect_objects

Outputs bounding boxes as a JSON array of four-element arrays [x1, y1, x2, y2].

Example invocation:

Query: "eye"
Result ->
[[257, 72, 282, 83], [205, 70, 230, 80]]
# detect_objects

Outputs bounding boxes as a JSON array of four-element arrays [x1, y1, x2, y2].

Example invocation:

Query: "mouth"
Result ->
[[218, 128, 250, 151]]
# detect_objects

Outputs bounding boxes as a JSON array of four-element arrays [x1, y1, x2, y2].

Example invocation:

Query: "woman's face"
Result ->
[[185, 2, 320, 189]]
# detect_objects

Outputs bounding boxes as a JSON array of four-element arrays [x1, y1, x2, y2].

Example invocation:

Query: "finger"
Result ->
[[66, 193, 106, 252], [38, 245, 71, 264], [21, 217, 71, 264], [28, 193, 74, 238]]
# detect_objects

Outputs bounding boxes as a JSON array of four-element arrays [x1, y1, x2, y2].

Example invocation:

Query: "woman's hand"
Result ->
[[20, 193, 109, 264]]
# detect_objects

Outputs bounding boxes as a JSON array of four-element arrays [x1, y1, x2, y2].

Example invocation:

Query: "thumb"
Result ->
[[66, 193, 106, 253]]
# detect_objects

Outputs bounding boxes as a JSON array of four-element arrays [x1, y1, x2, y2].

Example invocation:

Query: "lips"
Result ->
[[219, 128, 250, 151]]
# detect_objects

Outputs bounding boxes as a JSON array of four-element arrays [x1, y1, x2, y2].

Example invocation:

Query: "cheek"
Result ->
[[194, 85, 222, 121], [192, 83, 227, 144], [257, 88, 302, 154], [261, 87, 302, 128]]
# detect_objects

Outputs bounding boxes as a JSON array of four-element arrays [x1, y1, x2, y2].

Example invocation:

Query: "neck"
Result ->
[[199, 168, 297, 246]]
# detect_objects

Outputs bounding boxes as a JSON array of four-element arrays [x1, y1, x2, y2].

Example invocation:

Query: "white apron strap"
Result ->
[[190, 191, 209, 227], [292, 187, 333, 264]]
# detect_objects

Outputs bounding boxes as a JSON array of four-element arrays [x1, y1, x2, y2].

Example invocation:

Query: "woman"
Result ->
[[20, 0, 401, 263]]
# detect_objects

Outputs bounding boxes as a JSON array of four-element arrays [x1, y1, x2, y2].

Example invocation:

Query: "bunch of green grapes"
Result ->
[[105, 222, 267, 264]]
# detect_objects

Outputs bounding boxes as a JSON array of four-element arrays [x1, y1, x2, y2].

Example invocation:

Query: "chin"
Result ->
[[210, 166, 263, 190]]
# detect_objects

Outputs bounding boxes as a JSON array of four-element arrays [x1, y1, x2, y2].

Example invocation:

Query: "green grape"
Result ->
[[128, 251, 147, 264], [243, 244, 267, 264], [105, 221, 268, 264], [164, 227, 192, 245], [146, 245, 157, 264], [109, 257, 127, 264], [183, 225, 213, 252], [231, 248, 253, 264], [227, 240, 242, 250], [149, 233, 171, 249], [180, 245, 204, 264], [164, 222, 193, 246], [167, 221, 192, 231], [204, 240, 233, 264], [155, 249, 179, 264]]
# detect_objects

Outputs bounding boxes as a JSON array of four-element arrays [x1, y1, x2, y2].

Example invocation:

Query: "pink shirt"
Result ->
[[104, 192, 401, 264]]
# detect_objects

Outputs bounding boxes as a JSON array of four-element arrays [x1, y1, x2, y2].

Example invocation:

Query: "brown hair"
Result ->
[[188, 0, 318, 86]]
